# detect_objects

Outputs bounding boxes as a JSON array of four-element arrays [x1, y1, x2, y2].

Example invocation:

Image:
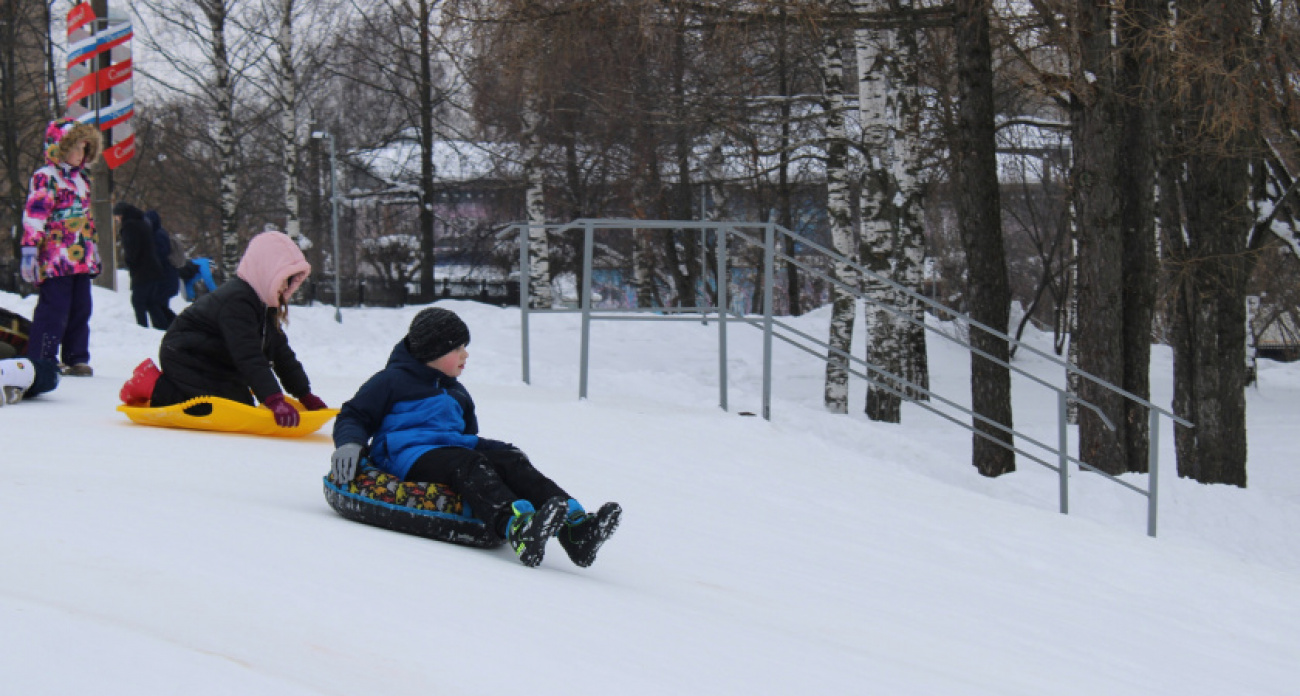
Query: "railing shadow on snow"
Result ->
[[505, 219, 1193, 537]]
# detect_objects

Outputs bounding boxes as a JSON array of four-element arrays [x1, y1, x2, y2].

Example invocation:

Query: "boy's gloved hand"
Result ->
[[331, 443, 363, 484], [299, 393, 327, 411], [19, 247, 37, 284], [263, 393, 300, 428]]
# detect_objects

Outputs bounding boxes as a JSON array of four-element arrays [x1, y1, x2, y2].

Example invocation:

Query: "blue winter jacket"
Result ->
[[333, 339, 511, 479]]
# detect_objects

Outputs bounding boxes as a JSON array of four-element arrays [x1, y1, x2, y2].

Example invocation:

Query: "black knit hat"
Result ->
[[112, 201, 143, 219], [407, 307, 470, 363]]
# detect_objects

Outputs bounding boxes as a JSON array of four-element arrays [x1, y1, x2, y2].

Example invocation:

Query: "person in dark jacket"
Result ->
[[143, 209, 179, 327], [118, 231, 328, 428], [114, 201, 169, 329], [329, 307, 621, 568]]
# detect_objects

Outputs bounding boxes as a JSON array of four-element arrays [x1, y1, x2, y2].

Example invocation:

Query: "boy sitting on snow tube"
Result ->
[[328, 307, 621, 568]]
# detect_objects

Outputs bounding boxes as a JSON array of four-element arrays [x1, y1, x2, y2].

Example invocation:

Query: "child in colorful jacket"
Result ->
[[330, 307, 621, 568], [118, 231, 329, 427], [20, 118, 103, 376]]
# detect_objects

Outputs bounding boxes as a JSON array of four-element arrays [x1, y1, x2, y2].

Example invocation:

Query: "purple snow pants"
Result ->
[[26, 274, 93, 366]]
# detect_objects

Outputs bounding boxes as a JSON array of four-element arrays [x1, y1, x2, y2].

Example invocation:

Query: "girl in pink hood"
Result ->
[[120, 231, 328, 427], [21, 118, 103, 375]]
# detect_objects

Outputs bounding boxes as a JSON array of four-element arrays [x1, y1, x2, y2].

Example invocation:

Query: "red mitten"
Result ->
[[299, 393, 327, 411], [263, 393, 300, 428]]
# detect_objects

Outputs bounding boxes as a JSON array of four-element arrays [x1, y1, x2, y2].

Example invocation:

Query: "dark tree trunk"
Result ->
[[1116, 0, 1160, 473], [417, 0, 437, 300], [953, 0, 1014, 477], [776, 6, 800, 316], [1071, 0, 1127, 475], [1163, 0, 1254, 487]]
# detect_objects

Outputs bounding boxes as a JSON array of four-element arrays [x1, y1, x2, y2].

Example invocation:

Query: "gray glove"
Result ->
[[330, 443, 364, 484]]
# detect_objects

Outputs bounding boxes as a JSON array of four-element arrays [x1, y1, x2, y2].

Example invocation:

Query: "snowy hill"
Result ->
[[2, 281, 1298, 695]]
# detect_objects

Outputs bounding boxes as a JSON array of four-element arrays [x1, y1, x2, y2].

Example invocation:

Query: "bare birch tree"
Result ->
[[135, 0, 259, 275], [821, 26, 858, 412]]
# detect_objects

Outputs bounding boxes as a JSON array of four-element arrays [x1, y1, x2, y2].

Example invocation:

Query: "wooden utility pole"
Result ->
[[90, 0, 115, 290]]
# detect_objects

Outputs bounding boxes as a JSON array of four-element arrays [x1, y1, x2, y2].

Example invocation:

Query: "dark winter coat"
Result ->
[[153, 277, 312, 407], [334, 340, 511, 480], [118, 204, 163, 289], [144, 210, 180, 299]]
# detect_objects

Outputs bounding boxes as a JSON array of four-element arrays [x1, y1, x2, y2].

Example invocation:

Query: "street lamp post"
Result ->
[[311, 130, 342, 323]]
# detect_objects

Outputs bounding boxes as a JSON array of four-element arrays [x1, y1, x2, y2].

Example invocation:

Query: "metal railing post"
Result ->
[[506, 218, 1187, 539], [1058, 391, 1069, 515], [762, 223, 775, 421], [1148, 410, 1160, 537], [519, 224, 531, 384], [580, 221, 594, 399], [718, 225, 729, 412]]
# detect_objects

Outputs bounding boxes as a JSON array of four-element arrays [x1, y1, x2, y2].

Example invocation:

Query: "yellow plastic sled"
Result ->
[[117, 396, 338, 438]]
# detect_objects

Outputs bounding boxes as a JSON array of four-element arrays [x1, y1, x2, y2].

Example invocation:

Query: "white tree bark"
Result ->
[[855, 11, 904, 422], [276, 0, 300, 241], [892, 2, 928, 400], [821, 29, 857, 414], [207, 0, 240, 275], [703, 133, 735, 312], [521, 89, 552, 308]]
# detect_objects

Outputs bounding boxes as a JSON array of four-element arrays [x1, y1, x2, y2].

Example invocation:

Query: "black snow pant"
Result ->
[[405, 447, 568, 538]]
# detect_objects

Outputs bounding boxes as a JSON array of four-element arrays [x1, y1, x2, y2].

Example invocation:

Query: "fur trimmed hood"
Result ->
[[236, 231, 311, 308], [44, 118, 103, 168]]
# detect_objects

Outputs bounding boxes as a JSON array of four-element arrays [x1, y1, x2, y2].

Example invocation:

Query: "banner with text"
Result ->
[[66, 2, 134, 169]]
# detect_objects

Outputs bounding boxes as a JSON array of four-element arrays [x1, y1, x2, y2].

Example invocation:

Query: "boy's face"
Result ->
[[427, 345, 468, 377]]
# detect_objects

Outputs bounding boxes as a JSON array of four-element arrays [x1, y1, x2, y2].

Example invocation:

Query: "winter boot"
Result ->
[[557, 500, 622, 568], [63, 363, 93, 377], [0, 358, 36, 406], [505, 497, 567, 568], [119, 358, 162, 406]]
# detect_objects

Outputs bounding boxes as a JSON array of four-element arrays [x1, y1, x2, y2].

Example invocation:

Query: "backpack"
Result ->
[[168, 243, 186, 269]]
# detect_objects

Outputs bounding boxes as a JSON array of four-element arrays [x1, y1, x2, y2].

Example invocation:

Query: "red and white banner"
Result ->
[[103, 134, 136, 169], [65, 5, 134, 169], [67, 2, 94, 35]]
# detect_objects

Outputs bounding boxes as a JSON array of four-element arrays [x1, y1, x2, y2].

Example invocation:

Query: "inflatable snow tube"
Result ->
[[117, 396, 338, 437], [324, 467, 502, 549]]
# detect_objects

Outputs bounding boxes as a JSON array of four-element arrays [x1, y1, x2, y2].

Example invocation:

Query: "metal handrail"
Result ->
[[508, 219, 1188, 536]]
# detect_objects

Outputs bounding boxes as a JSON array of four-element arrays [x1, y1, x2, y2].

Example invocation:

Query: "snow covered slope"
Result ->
[[1, 284, 1297, 695]]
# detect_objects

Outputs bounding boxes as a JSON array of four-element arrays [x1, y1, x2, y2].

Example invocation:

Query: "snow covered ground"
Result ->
[[2, 277, 1298, 695]]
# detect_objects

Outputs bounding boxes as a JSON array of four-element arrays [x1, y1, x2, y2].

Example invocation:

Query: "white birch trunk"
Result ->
[[1245, 295, 1258, 386], [703, 134, 734, 312], [208, 0, 240, 275], [892, 1, 928, 400], [277, 0, 300, 241], [632, 168, 657, 307], [521, 91, 551, 309], [855, 13, 904, 422], [821, 30, 857, 414], [1067, 234, 1080, 424]]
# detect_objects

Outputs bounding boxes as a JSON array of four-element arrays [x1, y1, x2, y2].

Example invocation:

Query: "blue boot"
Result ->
[[505, 497, 567, 568], [558, 499, 622, 568]]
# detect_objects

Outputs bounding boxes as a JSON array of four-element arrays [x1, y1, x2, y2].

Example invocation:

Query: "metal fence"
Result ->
[[299, 277, 518, 308], [510, 219, 1193, 538]]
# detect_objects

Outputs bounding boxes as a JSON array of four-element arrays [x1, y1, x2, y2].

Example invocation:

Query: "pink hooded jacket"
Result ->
[[236, 231, 311, 308], [21, 119, 104, 283]]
